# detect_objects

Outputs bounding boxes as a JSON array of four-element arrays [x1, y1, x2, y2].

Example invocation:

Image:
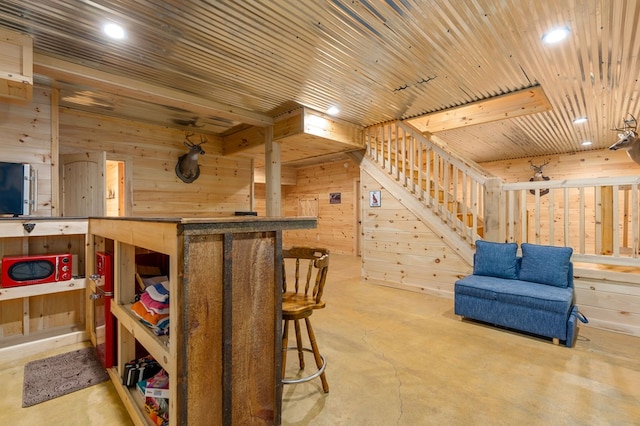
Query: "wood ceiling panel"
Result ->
[[1, 1, 640, 164]]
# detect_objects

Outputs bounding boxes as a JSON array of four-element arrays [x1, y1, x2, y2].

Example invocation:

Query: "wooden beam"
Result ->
[[225, 107, 364, 160], [303, 108, 363, 149], [0, 27, 33, 103], [33, 54, 273, 127], [264, 127, 282, 217], [223, 126, 269, 156], [273, 107, 305, 141], [274, 107, 363, 148], [405, 86, 552, 133]]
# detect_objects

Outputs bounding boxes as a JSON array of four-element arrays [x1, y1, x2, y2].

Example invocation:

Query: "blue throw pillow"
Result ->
[[473, 240, 518, 279], [519, 243, 573, 287]]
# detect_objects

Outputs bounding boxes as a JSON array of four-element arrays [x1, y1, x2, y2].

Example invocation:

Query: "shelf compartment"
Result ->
[[107, 367, 156, 426], [111, 303, 172, 376]]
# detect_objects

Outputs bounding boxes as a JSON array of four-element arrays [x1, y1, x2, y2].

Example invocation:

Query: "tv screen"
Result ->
[[0, 162, 30, 216]]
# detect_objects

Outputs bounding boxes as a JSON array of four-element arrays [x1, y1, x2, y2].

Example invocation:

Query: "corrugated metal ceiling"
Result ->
[[1, 0, 640, 164]]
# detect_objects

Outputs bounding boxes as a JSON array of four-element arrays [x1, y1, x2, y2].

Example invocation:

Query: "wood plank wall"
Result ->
[[0, 85, 53, 216], [361, 170, 471, 296], [0, 86, 255, 218], [481, 150, 640, 337], [255, 158, 361, 255], [59, 109, 254, 217], [479, 149, 639, 181]]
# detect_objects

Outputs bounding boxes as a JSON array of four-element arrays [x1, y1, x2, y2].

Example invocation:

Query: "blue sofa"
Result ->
[[454, 241, 585, 347]]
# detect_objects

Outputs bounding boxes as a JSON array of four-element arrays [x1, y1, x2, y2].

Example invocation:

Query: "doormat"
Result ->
[[22, 347, 109, 407]]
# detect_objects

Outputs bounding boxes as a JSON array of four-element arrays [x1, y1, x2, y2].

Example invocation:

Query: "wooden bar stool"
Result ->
[[281, 247, 330, 393]]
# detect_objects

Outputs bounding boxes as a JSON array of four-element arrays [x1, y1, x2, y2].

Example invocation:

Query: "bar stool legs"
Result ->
[[281, 247, 330, 394], [304, 317, 329, 392], [281, 317, 329, 393], [294, 319, 305, 369]]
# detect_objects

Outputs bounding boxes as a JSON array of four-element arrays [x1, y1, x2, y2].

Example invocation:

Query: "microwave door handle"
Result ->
[[54, 256, 59, 281]]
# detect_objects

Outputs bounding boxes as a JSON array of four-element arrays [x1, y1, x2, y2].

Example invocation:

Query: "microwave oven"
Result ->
[[1, 253, 73, 288]]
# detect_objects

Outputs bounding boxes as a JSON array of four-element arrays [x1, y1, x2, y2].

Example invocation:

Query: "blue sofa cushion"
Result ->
[[455, 275, 573, 313], [519, 243, 573, 288], [473, 240, 519, 279]]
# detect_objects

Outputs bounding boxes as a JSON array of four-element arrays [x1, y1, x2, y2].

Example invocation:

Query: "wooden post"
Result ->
[[265, 126, 282, 217], [250, 158, 255, 213], [601, 186, 614, 255], [483, 177, 504, 242], [51, 87, 60, 216]]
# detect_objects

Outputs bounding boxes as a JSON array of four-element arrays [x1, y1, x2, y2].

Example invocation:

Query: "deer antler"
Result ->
[[184, 132, 196, 146], [184, 132, 208, 148], [613, 113, 638, 133], [529, 159, 550, 171]]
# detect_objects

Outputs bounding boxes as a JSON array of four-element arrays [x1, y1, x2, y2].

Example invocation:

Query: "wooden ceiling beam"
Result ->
[[404, 85, 552, 133], [224, 107, 364, 159], [33, 53, 273, 127]]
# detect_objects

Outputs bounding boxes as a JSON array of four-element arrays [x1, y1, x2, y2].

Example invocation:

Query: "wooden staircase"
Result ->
[[357, 121, 496, 263]]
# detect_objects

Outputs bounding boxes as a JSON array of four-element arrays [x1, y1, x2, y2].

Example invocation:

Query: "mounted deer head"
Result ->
[[529, 159, 550, 195], [609, 114, 640, 165], [175, 133, 207, 183]]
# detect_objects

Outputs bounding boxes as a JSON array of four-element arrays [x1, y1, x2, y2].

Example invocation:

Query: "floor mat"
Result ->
[[22, 347, 109, 407]]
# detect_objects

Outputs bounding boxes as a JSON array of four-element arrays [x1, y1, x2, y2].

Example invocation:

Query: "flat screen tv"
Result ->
[[0, 162, 31, 216]]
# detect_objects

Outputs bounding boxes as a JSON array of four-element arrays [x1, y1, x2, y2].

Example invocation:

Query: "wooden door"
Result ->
[[61, 152, 106, 216], [298, 195, 318, 217], [355, 179, 362, 256]]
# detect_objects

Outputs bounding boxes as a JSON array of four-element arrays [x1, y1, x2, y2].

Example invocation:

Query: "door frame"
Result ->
[[106, 154, 133, 216]]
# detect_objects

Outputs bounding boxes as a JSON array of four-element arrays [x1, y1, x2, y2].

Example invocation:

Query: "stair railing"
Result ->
[[364, 120, 640, 266], [502, 178, 640, 266], [365, 121, 492, 244]]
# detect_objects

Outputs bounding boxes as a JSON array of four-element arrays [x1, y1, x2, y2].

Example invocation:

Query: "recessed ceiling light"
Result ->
[[103, 23, 126, 40], [542, 27, 570, 44], [581, 141, 592, 146], [327, 106, 340, 115], [573, 116, 588, 124]]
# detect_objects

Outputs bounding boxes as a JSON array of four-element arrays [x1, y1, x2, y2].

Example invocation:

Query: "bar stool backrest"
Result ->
[[282, 247, 330, 308]]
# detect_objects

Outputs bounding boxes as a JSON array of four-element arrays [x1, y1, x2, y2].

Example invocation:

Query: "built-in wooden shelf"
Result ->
[[91, 216, 317, 425], [0, 218, 89, 361], [0, 278, 86, 302]]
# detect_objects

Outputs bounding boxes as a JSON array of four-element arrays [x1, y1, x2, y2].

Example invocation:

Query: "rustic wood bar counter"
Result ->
[[89, 216, 317, 426]]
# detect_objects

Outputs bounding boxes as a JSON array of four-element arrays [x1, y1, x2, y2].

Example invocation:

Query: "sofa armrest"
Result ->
[[567, 262, 574, 289]]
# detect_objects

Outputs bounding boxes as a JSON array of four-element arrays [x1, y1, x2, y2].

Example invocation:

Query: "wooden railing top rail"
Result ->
[[397, 122, 495, 185], [503, 175, 640, 191], [572, 253, 640, 267]]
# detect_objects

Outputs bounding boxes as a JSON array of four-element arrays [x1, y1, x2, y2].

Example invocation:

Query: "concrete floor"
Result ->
[[0, 341, 132, 425], [1, 254, 639, 425]]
